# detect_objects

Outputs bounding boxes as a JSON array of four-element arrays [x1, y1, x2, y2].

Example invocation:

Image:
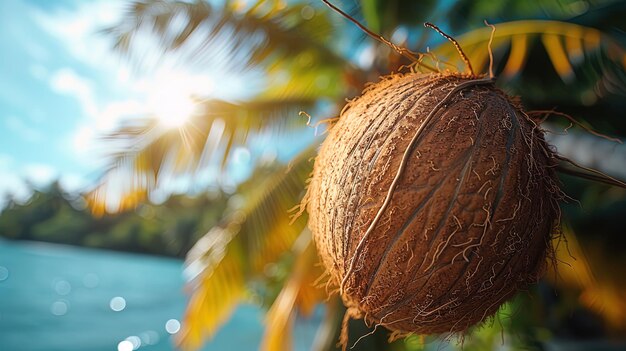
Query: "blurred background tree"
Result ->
[[82, 0, 626, 350], [0, 181, 229, 257]]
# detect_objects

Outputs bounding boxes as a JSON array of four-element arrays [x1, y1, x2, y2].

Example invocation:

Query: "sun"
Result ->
[[151, 93, 197, 128], [144, 70, 213, 128]]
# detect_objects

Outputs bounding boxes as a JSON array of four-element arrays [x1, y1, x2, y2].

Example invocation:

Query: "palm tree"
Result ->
[[91, 0, 626, 350]]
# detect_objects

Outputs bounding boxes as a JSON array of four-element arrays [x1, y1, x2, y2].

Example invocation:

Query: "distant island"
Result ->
[[0, 181, 228, 258]]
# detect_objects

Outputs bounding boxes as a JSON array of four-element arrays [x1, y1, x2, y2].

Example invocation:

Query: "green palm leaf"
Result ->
[[447, 0, 622, 30], [178, 146, 315, 349]]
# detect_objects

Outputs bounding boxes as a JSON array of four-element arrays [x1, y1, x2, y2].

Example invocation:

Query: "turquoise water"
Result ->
[[0, 239, 320, 351]]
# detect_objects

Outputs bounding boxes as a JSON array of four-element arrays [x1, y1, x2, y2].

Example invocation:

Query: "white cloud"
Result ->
[[28, 1, 131, 179], [31, 1, 124, 72], [0, 151, 93, 208], [4, 115, 42, 142], [34, 0, 136, 126], [0, 155, 31, 208], [64, 68, 216, 164], [59, 173, 90, 193], [49, 68, 98, 118], [65, 98, 146, 166], [0, 159, 91, 209], [72, 125, 97, 153], [27, 0, 229, 199], [22, 163, 58, 187], [96, 99, 146, 131], [0, 173, 30, 207], [67, 124, 106, 169]]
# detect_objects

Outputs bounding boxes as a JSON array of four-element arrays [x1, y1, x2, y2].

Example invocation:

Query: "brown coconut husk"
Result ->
[[307, 72, 562, 343]]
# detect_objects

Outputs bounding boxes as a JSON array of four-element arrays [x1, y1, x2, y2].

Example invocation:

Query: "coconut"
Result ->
[[307, 72, 560, 337]]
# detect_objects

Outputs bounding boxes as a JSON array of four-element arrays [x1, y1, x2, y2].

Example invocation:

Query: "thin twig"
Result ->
[[425, 22, 474, 76], [531, 110, 623, 144], [321, 0, 437, 72], [484, 20, 496, 79]]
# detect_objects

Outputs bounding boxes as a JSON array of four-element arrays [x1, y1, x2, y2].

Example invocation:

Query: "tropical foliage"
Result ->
[[0, 181, 227, 257], [90, 0, 626, 350]]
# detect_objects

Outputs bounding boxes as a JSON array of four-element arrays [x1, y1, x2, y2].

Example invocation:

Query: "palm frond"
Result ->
[[261, 232, 326, 351], [447, 0, 620, 30], [177, 226, 246, 350], [263, 59, 348, 100], [358, 0, 438, 34], [429, 20, 626, 94], [107, 0, 350, 74], [232, 146, 315, 273], [89, 0, 356, 214], [177, 146, 316, 349], [88, 97, 314, 214], [546, 225, 626, 331]]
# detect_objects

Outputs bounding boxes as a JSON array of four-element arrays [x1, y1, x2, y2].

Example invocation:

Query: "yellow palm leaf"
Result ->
[[261, 232, 326, 351], [548, 226, 626, 332], [87, 98, 315, 214], [541, 33, 575, 82], [431, 20, 625, 81], [565, 35, 584, 64], [178, 227, 246, 350], [547, 226, 594, 289], [502, 34, 528, 78], [178, 146, 316, 350], [236, 147, 316, 273]]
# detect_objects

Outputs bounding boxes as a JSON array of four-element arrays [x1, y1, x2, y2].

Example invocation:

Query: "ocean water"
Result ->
[[0, 239, 320, 351]]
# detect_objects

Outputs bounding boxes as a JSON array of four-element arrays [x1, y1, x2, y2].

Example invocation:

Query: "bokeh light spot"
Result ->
[[110, 296, 126, 311], [0, 266, 8, 281], [300, 5, 315, 20], [125, 336, 141, 350], [51, 300, 69, 316], [165, 319, 180, 334], [117, 340, 133, 351], [139, 330, 160, 345]]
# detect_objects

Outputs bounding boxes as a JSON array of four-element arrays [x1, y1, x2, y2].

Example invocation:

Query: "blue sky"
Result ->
[[0, 0, 264, 207], [0, 0, 133, 202]]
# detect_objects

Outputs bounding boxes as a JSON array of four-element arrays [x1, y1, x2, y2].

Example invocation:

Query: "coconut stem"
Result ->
[[425, 22, 475, 76], [484, 20, 496, 79], [320, 0, 437, 72], [340, 77, 495, 294]]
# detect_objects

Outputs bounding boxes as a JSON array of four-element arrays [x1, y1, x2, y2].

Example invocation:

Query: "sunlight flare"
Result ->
[[151, 93, 197, 128], [144, 70, 212, 128]]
